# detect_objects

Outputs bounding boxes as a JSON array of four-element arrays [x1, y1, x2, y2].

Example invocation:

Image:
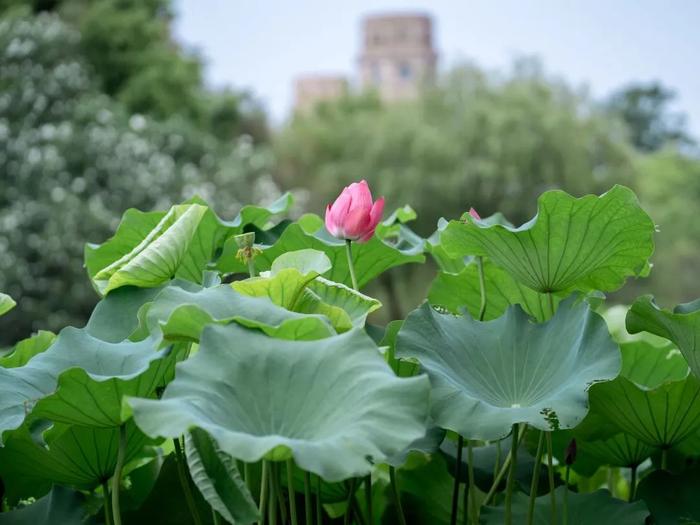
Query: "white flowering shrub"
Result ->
[[0, 14, 275, 343]]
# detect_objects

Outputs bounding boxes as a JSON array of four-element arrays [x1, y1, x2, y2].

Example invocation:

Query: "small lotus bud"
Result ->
[[325, 180, 385, 243]]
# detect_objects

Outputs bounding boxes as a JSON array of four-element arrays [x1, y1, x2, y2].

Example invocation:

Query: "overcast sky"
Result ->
[[173, 0, 700, 137]]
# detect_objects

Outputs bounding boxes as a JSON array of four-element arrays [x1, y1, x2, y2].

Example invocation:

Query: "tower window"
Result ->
[[398, 62, 412, 80]]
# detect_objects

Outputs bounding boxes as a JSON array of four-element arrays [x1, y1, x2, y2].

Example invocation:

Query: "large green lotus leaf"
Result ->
[[145, 282, 334, 342], [176, 193, 294, 284], [86, 194, 292, 292], [185, 427, 259, 524], [0, 486, 89, 525], [89, 204, 208, 294], [547, 427, 653, 478], [428, 258, 559, 322], [232, 264, 378, 332], [127, 324, 430, 481], [396, 297, 621, 440], [374, 205, 426, 258], [589, 339, 700, 448], [0, 420, 153, 502], [0, 292, 16, 316], [627, 295, 700, 380], [636, 466, 700, 525], [220, 213, 424, 289], [440, 185, 654, 294], [85, 285, 165, 343], [301, 277, 381, 327], [480, 487, 649, 524], [0, 331, 56, 368], [0, 328, 172, 441]]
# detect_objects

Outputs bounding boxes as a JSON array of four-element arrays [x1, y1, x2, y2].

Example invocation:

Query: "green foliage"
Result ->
[[127, 324, 430, 481], [2, 181, 696, 523], [441, 185, 655, 294], [275, 61, 637, 234], [0, 13, 276, 344], [607, 81, 693, 152], [397, 298, 621, 439]]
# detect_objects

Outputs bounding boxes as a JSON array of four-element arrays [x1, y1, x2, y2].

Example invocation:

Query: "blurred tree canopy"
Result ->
[[1, 1, 698, 342], [607, 81, 693, 152], [0, 0, 268, 142], [274, 62, 700, 312], [275, 60, 637, 234], [0, 11, 277, 344]]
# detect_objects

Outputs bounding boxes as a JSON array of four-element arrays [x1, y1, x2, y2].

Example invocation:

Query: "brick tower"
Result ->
[[358, 13, 438, 101]]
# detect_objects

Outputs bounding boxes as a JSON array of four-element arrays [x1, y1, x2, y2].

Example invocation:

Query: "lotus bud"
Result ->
[[325, 180, 385, 243]]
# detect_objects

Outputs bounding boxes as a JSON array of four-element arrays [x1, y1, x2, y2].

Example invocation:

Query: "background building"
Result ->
[[293, 75, 348, 113], [293, 12, 438, 111], [358, 13, 438, 101]]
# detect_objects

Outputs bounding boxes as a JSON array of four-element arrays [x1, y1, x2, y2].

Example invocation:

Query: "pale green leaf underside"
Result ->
[[441, 185, 654, 293], [396, 297, 621, 440], [145, 283, 334, 342], [0, 327, 172, 442], [93, 204, 207, 294], [185, 428, 259, 524], [128, 324, 430, 481], [233, 268, 378, 332], [627, 295, 700, 380]]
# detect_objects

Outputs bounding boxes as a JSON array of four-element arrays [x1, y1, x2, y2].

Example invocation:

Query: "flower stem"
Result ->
[[259, 461, 269, 525], [315, 475, 322, 525], [304, 471, 313, 525], [389, 466, 407, 525], [343, 478, 358, 525], [111, 424, 127, 525], [450, 435, 464, 525], [286, 460, 298, 525], [563, 465, 570, 525], [526, 431, 545, 525], [661, 448, 668, 470], [174, 436, 203, 525], [345, 240, 359, 291], [467, 440, 477, 525], [483, 426, 527, 506], [629, 464, 637, 501], [546, 432, 557, 524], [102, 480, 113, 525], [247, 259, 257, 278], [273, 463, 287, 524], [269, 462, 278, 525], [504, 424, 519, 525], [364, 474, 372, 524], [547, 292, 555, 319], [476, 256, 487, 321]]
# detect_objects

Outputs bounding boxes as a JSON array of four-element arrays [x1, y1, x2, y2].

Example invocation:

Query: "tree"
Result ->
[[275, 60, 638, 234], [607, 82, 692, 152], [0, 14, 275, 344]]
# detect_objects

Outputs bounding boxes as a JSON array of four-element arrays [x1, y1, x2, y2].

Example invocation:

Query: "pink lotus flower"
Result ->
[[469, 207, 481, 220], [325, 180, 385, 243]]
